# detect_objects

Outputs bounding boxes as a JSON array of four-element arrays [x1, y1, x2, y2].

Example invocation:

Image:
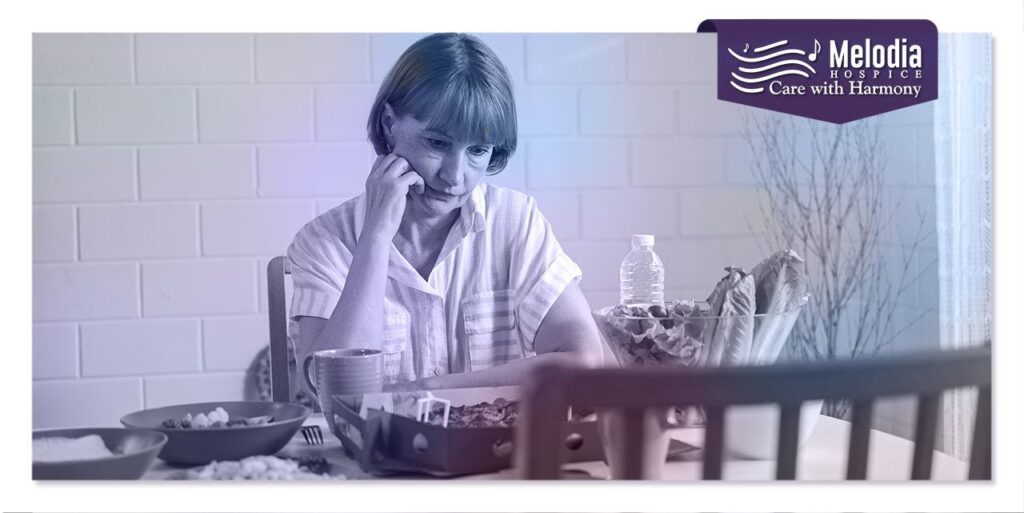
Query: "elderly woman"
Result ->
[[288, 33, 602, 392]]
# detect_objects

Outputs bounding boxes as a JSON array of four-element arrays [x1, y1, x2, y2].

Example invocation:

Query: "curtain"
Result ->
[[933, 33, 992, 459]]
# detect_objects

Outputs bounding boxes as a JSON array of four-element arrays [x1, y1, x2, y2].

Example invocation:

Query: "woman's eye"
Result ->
[[426, 138, 449, 150], [470, 147, 491, 157]]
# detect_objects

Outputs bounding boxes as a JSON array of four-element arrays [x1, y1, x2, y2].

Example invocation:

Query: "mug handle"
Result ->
[[302, 352, 319, 398]]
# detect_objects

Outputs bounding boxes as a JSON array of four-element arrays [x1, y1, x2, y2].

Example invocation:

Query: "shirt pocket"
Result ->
[[381, 307, 409, 384], [462, 289, 522, 371]]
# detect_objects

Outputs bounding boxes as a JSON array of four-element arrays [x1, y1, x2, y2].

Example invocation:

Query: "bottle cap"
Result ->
[[631, 234, 655, 246]]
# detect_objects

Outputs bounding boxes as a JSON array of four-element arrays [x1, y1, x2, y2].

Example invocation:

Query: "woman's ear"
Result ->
[[381, 102, 397, 143]]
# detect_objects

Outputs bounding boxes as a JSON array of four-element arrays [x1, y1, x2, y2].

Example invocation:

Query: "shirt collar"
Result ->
[[460, 182, 487, 234]]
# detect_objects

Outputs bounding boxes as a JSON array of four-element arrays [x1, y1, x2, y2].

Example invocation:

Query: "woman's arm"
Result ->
[[297, 233, 391, 358], [387, 280, 603, 391], [296, 153, 424, 363]]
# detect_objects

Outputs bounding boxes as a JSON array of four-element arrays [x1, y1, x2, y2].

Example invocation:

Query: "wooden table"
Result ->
[[144, 413, 968, 480]]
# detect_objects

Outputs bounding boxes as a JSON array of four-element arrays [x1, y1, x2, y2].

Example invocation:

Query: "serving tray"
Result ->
[[329, 386, 605, 477]]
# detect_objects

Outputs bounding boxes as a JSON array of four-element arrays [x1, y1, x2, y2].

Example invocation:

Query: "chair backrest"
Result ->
[[266, 256, 292, 403], [516, 347, 991, 480]]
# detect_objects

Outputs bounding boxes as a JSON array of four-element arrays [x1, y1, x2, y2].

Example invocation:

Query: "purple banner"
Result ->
[[698, 19, 938, 123]]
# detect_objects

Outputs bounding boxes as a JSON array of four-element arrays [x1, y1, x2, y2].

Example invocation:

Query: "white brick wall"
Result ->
[[76, 87, 197, 144], [34, 378, 143, 428], [526, 34, 626, 83], [34, 263, 139, 321], [580, 86, 676, 135], [33, 148, 136, 203], [80, 319, 202, 376], [198, 86, 313, 142], [257, 143, 373, 197], [314, 85, 378, 141], [79, 203, 199, 260], [33, 87, 73, 145], [144, 372, 248, 408], [32, 33, 937, 435], [139, 145, 255, 200], [142, 259, 258, 317], [33, 206, 76, 262], [256, 34, 371, 83], [33, 34, 133, 84], [517, 86, 577, 136], [136, 34, 253, 84], [203, 315, 270, 371], [201, 200, 316, 256], [527, 139, 629, 188], [33, 323, 79, 379]]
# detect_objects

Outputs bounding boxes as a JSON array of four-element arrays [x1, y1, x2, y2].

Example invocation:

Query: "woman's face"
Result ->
[[384, 105, 494, 218]]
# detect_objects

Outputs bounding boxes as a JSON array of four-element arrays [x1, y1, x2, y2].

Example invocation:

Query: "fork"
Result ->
[[301, 424, 324, 445]]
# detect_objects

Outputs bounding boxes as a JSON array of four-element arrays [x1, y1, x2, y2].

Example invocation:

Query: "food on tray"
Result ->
[[32, 435, 115, 463], [748, 249, 809, 364], [414, 398, 595, 428], [701, 266, 756, 367], [184, 455, 341, 480], [160, 406, 274, 429]]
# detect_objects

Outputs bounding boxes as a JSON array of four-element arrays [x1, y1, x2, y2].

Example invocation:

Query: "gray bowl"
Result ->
[[120, 401, 310, 466], [33, 427, 167, 480]]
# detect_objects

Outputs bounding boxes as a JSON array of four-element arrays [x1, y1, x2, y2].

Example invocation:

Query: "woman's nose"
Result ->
[[439, 155, 467, 187]]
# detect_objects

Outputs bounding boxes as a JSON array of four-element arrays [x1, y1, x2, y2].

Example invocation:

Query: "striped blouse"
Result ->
[[286, 182, 582, 385]]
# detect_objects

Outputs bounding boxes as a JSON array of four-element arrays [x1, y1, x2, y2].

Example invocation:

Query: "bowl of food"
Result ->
[[32, 427, 168, 480], [595, 250, 811, 370], [593, 297, 807, 370], [120, 401, 310, 466]]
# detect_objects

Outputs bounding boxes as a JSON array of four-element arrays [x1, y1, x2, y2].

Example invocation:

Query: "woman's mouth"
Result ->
[[423, 185, 461, 200]]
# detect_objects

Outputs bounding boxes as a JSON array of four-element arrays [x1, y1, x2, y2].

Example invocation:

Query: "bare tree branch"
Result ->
[[743, 114, 935, 419]]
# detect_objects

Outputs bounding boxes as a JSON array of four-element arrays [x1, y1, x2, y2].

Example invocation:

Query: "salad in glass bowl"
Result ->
[[593, 249, 811, 370]]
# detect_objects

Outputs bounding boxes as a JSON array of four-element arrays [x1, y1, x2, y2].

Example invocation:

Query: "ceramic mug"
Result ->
[[302, 348, 384, 435]]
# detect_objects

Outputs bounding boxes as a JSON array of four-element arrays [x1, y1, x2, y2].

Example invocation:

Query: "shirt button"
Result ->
[[434, 366, 444, 376]]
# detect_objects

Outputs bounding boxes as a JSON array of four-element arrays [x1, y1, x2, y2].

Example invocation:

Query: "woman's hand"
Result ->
[[361, 153, 426, 243]]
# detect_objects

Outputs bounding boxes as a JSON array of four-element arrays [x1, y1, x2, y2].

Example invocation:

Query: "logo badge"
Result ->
[[698, 20, 938, 123]]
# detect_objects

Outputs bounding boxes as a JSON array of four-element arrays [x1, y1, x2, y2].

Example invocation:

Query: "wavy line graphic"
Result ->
[[738, 58, 816, 74], [727, 47, 806, 63], [755, 40, 788, 52], [730, 81, 764, 94], [728, 39, 818, 94], [731, 69, 811, 84]]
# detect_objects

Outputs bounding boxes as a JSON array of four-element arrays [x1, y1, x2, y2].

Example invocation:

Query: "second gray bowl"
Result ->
[[33, 427, 167, 480], [120, 401, 310, 466]]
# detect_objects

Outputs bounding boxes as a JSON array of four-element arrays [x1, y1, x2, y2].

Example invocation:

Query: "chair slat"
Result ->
[[267, 256, 290, 403], [968, 386, 992, 480], [516, 365, 568, 479], [616, 408, 648, 480], [702, 406, 725, 480], [911, 393, 940, 479], [775, 402, 801, 479], [846, 399, 874, 479], [517, 348, 991, 481]]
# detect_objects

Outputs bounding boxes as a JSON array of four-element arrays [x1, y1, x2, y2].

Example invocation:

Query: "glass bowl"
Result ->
[[592, 296, 809, 369]]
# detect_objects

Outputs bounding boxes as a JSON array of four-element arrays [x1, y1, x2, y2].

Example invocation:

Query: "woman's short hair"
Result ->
[[367, 33, 517, 174]]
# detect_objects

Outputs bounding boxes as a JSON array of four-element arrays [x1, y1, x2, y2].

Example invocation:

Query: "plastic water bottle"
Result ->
[[619, 234, 665, 307]]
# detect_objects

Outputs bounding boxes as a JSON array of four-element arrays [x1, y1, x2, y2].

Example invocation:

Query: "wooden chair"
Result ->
[[266, 255, 292, 403], [516, 347, 991, 480]]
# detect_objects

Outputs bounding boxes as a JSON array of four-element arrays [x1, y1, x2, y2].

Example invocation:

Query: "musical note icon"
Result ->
[[743, 43, 749, 53], [808, 39, 821, 62]]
